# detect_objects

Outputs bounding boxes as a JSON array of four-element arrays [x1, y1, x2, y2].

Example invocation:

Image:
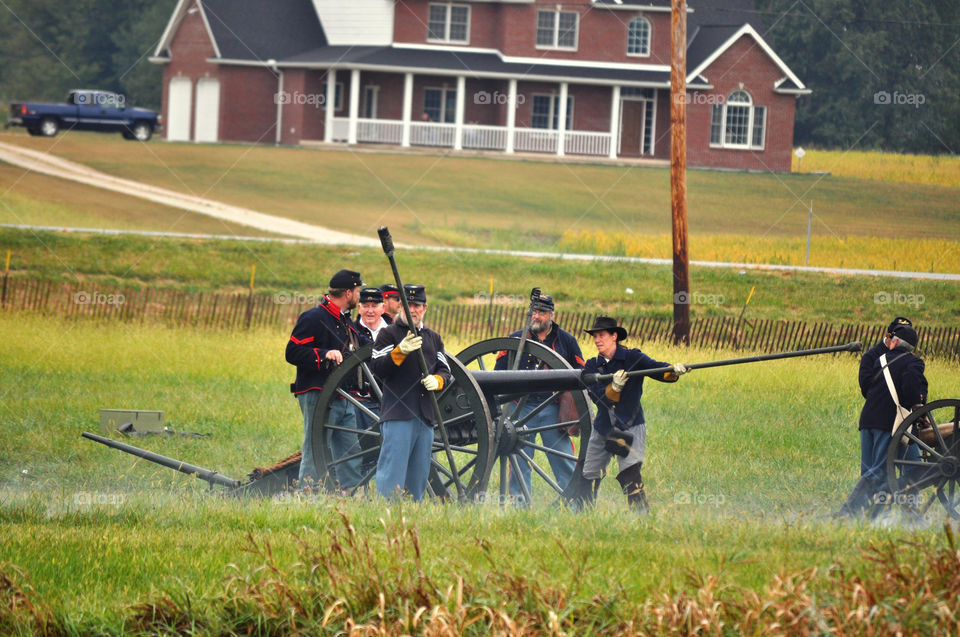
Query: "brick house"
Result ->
[[150, 0, 809, 171]]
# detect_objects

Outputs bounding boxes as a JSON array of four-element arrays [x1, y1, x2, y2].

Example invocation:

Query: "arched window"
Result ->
[[709, 89, 766, 149], [627, 17, 651, 56]]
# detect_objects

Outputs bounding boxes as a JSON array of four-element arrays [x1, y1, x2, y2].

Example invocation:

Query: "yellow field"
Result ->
[[559, 230, 960, 273], [792, 148, 960, 188]]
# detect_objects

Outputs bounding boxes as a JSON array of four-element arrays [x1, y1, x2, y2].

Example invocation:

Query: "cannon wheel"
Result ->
[[456, 337, 593, 506], [309, 343, 495, 500], [886, 398, 960, 519]]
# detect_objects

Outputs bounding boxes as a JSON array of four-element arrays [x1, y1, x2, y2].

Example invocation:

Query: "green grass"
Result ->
[[2, 130, 958, 254], [0, 164, 285, 239], [2, 315, 960, 632], [2, 227, 959, 327]]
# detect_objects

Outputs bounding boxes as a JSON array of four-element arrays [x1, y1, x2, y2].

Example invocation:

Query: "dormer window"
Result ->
[[428, 3, 470, 44], [536, 10, 578, 50], [627, 16, 651, 57]]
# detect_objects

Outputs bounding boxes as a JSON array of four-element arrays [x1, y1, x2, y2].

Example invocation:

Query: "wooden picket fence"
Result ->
[[2, 276, 958, 360]]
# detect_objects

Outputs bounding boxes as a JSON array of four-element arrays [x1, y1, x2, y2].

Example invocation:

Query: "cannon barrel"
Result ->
[[469, 341, 862, 393], [81, 431, 241, 489]]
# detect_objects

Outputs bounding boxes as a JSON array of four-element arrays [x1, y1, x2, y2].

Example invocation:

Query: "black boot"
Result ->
[[616, 463, 648, 514], [836, 475, 880, 520], [568, 475, 602, 511]]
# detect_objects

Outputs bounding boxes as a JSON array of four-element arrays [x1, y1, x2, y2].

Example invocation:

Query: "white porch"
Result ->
[[316, 71, 627, 159]]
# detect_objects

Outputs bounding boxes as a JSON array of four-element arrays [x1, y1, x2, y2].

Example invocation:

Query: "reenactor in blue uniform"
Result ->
[[379, 283, 402, 322], [578, 317, 688, 512], [371, 285, 451, 501], [353, 286, 390, 475], [494, 293, 585, 503], [285, 269, 365, 489], [838, 318, 927, 518]]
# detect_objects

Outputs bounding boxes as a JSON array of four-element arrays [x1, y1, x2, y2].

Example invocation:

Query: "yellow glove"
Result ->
[[398, 333, 422, 354], [421, 374, 442, 392], [611, 369, 628, 393]]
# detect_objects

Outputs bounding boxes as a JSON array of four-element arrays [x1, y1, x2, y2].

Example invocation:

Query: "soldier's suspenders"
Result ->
[[879, 353, 912, 436]]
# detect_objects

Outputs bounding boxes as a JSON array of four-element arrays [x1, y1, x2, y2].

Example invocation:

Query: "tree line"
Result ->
[[0, 0, 957, 155]]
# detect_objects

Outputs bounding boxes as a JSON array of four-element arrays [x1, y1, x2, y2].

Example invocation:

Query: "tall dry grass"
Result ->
[[793, 149, 960, 188], [558, 230, 960, 273]]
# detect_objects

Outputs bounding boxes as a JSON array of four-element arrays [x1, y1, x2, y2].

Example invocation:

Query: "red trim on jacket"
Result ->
[[290, 335, 315, 345], [314, 348, 322, 370], [496, 350, 508, 360], [320, 296, 342, 320], [575, 354, 585, 366]]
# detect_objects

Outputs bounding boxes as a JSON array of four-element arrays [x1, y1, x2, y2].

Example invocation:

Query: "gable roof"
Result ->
[[686, 23, 807, 91], [153, 0, 326, 63]]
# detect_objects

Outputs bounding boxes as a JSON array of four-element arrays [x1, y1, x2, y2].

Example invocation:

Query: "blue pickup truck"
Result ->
[[7, 89, 162, 141]]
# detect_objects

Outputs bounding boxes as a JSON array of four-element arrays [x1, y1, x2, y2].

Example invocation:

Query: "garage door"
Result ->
[[167, 77, 192, 141], [194, 78, 220, 143]]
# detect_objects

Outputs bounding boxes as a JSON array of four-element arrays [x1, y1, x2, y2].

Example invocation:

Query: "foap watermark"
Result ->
[[274, 91, 326, 107], [673, 291, 725, 306], [76, 92, 125, 107], [873, 91, 925, 108], [674, 490, 726, 507], [74, 491, 126, 508], [473, 491, 527, 507], [672, 92, 724, 106], [874, 291, 925, 308], [274, 291, 323, 306], [473, 91, 525, 106], [473, 291, 527, 306], [74, 291, 125, 306]]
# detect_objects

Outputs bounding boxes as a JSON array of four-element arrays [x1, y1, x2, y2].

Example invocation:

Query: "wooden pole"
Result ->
[[670, 0, 690, 345]]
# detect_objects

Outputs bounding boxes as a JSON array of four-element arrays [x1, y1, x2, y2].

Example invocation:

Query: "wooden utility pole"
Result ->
[[670, 0, 690, 345]]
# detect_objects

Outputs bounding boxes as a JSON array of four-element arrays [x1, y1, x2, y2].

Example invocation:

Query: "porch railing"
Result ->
[[329, 117, 612, 157]]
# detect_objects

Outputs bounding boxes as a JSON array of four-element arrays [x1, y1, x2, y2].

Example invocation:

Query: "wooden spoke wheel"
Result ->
[[310, 343, 495, 500], [886, 398, 960, 519], [456, 337, 593, 506]]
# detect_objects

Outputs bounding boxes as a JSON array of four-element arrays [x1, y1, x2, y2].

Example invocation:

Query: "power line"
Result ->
[[711, 7, 960, 28]]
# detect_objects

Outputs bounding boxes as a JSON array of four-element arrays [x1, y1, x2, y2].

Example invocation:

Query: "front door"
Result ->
[[619, 100, 646, 157]]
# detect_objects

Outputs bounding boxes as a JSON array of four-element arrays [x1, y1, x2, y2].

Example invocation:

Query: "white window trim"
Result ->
[[363, 85, 380, 119], [626, 16, 651, 58], [531, 92, 574, 130], [323, 82, 344, 111], [423, 85, 457, 123], [709, 90, 766, 151], [535, 10, 579, 51], [427, 3, 471, 45]]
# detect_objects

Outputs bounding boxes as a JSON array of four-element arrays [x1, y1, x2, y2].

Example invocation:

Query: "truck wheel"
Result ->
[[39, 117, 59, 137], [127, 122, 153, 142]]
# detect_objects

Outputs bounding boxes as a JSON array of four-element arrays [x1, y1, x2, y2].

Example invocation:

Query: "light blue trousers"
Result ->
[[297, 392, 363, 488], [376, 418, 434, 501]]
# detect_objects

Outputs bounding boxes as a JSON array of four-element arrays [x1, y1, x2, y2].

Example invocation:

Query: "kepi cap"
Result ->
[[530, 293, 555, 312], [887, 316, 912, 335], [403, 284, 427, 304], [379, 283, 400, 298], [585, 316, 627, 342], [329, 269, 364, 289], [358, 287, 383, 304]]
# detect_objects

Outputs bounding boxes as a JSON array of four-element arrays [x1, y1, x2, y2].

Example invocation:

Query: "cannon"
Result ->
[[885, 399, 960, 519], [82, 338, 866, 506]]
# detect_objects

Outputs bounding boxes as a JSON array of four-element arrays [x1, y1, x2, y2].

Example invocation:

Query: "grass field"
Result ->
[[2, 315, 960, 633], [793, 148, 960, 188], [0, 164, 283, 238], [1, 131, 958, 261], [2, 227, 959, 327]]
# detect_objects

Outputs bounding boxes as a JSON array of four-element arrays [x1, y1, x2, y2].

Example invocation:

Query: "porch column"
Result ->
[[348, 69, 360, 144], [324, 69, 336, 143], [556, 82, 568, 156], [506, 78, 517, 154], [401, 72, 413, 147], [608, 85, 621, 159], [454, 75, 466, 150]]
